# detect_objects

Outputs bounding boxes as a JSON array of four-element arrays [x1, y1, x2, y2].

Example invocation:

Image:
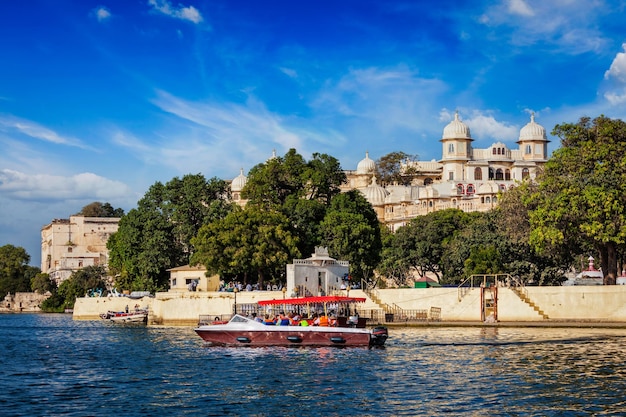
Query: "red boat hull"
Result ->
[[194, 327, 374, 347]]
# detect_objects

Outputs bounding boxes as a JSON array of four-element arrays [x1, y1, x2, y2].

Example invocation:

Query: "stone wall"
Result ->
[[72, 285, 626, 325], [0, 292, 50, 312]]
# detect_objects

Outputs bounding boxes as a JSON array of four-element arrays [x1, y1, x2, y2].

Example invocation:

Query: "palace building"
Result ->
[[231, 112, 549, 231], [41, 216, 120, 285]]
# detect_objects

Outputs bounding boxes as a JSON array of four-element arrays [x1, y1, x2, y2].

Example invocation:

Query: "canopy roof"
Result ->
[[258, 295, 366, 306]]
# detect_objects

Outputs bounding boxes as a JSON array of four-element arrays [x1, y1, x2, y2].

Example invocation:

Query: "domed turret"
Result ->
[[231, 168, 247, 192], [356, 151, 376, 174], [361, 177, 389, 206], [442, 111, 471, 139], [519, 113, 546, 141]]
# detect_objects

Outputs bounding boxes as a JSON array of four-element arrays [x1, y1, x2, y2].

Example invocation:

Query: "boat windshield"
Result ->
[[230, 315, 250, 323]]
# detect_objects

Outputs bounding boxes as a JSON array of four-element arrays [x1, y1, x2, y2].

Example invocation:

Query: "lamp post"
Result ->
[[233, 287, 238, 315], [282, 286, 287, 313], [346, 285, 351, 298]]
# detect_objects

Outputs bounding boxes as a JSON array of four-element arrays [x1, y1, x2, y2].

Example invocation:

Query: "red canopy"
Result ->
[[258, 295, 366, 306]]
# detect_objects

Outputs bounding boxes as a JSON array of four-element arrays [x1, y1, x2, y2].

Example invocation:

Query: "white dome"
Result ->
[[361, 177, 389, 206], [519, 113, 546, 141], [442, 111, 471, 139], [231, 168, 247, 192], [356, 151, 376, 174]]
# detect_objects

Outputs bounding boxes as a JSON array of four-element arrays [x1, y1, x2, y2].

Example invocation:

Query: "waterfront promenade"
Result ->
[[73, 285, 626, 326]]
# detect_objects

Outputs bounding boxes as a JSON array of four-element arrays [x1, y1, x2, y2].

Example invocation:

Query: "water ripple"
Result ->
[[2, 315, 626, 416]]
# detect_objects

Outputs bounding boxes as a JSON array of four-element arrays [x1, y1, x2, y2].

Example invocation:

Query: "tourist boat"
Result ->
[[194, 296, 388, 347], [100, 308, 149, 323]]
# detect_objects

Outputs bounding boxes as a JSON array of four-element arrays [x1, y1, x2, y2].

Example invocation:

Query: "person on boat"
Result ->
[[315, 313, 329, 327], [263, 314, 275, 325], [277, 311, 290, 326], [251, 312, 263, 323], [299, 315, 309, 326], [328, 310, 337, 327]]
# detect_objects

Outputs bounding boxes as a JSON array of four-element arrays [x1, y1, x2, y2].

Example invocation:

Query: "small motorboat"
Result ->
[[100, 308, 149, 323]]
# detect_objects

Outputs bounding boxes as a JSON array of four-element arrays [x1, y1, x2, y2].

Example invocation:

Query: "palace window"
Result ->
[[525, 145, 531, 154], [495, 169, 504, 180], [474, 167, 482, 180], [522, 168, 530, 179], [448, 143, 454, 153], [467, 184, 475, 195], [505, 169, 511, 180]]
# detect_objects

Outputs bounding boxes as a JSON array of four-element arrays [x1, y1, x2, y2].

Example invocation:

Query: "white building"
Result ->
[[41, 216, 120, 285], [228, 113, 549, 232], [167, 264, 220, 292], [349, 112, 549, 231], [286, 247, 349, 297]]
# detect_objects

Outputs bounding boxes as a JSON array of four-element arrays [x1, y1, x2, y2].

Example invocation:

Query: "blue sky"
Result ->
[[1, 0, 626, 267]]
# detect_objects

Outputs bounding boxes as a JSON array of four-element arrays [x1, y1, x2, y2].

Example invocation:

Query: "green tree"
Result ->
[[75, 201, 124, 217], [243, 149, 308, 209], [495, 181, 571, 285], [442, 212, 503, 283], [56, 266, 107, 310], [319, 190, 382, 286], [191, 206, 300, 286], [30, 271, 54, 294], [528, 116, 626, 284], [377, 225, 412, 287], [379, 209, 471, 285], [376, 151, 419, 186], [107, 174, 233, 292], [0, 244, 32, 299], [303, 152, 347, 205], [242, 149, 346, 256], [31, 272, 55, 294]]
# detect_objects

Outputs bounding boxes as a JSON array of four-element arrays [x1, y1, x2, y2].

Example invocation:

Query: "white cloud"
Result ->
[[312, 66, 448, 133], [605, 43, 626, 83], [0, 169, 133, 201], [604, 90, 626, 105], [92, 6, 112, 22], [479, 0, 609, 54], [466, 112, 520, 142], [438, 109, 519, 142], [105, 90, 324, 176], [279, 67, 298, 79], [508, 0, 534, 16], [602, 44, 626, 105], [148, 0, 203, 24], [0, 115, 87, 148]]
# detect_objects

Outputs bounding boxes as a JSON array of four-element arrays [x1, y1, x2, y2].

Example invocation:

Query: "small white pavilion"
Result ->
[[286, 247, 349, 297]]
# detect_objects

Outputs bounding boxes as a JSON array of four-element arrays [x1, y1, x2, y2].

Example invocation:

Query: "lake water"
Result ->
[[1, 314, 625, 416]]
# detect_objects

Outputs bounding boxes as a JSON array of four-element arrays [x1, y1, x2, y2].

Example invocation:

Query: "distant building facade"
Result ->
[[167, 264, 220, 292], [41, 216, 120, 286], [229, 113, 549, 231]]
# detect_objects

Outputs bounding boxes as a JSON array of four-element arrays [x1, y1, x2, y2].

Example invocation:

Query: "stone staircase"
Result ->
[[363, 287, 394, 313], [511, 286, 549, 320]]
